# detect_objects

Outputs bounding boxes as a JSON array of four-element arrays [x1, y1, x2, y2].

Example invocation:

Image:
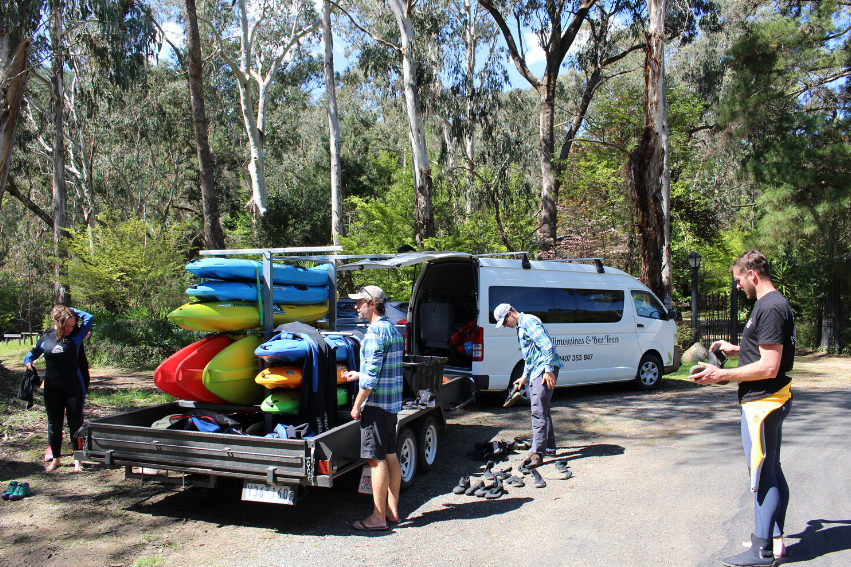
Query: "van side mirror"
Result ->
[[668, 309, 677, 321]]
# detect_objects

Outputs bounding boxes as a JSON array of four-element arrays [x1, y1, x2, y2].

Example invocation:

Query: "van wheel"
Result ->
[[396, 427, 417, 492], [635, 354, 663, 391], [506, 363, 530, 407], [415, 415, 438, 474]]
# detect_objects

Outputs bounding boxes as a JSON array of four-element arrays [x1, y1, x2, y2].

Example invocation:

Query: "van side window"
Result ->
[[631, 290, 667, 320], [489, 287, 624, 323]]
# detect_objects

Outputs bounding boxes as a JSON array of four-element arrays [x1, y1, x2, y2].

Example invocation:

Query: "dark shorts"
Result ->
[[360, 405, 398, 460]]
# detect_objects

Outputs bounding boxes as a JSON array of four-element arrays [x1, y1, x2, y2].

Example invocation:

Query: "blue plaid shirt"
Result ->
[[517, 313, 563, 381], [359, 316, 404, 413]]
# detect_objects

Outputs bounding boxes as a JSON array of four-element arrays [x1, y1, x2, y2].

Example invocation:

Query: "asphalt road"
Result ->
[[116, 379, 850, 567]]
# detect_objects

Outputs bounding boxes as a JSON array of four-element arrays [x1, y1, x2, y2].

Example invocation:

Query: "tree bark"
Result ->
[[184, 0, 225, 249], [623, 0, 667, 300], [389, 0, 434, 247], [50, 5, 69, 305], [323, 0, 344, 246], [0, 32, 29, 204]]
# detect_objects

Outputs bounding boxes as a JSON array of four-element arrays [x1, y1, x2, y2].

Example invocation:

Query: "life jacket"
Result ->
[[448, 320, 477, 355]]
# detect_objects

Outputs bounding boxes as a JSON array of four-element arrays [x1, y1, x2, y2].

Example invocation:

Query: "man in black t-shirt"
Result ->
[[692, 250, 795, 567]]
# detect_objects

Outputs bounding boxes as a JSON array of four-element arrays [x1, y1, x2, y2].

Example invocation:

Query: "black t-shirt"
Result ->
[[738, 290, 795, 403]]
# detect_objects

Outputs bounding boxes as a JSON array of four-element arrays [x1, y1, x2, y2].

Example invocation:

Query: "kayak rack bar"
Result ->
[[200, 247, 342, 256]]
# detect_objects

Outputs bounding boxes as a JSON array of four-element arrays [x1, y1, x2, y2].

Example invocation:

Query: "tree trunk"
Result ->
[[184, 0, 225, 249], [538, 84, 557, 249], [464, 0, 476, 214], [655, 0, 672, 302], [323, 0, 344, 246], [51, 6, 69, 305], [6, 176, 54, 227], [0, 32, 29, 204], [389, 0, 433, 247], [624, 0, 667, 300]]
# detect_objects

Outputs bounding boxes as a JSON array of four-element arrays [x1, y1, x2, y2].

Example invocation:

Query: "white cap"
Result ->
[[494, 303, 512, 328], [348, 285, 386, 303]]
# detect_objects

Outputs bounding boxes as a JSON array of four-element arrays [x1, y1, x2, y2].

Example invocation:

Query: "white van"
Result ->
[[339, 252, 681, 394]]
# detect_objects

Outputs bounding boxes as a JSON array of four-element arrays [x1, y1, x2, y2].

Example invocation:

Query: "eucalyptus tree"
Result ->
[[12, 0, 156, 304], [198, 0, 320, 219], [322, 0, 343, 245], [478, 0, 596, 249]]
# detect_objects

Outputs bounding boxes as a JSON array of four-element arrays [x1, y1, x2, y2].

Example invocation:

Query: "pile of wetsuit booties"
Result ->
[[452, 437, 573, 499]]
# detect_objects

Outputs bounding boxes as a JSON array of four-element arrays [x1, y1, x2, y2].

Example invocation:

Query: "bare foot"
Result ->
[[73, 460, 85, 472], [385, 511, 399, 523], [45, 458, 61, 472], [742, 537, 785, 557]]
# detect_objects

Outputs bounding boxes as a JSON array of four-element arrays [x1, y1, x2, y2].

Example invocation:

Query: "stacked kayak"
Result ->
[[261, 388, 350, 415], [167, 301, 328, 333], [156, 257, 343, 410], [255, 333, 349, 363], [254, 332, 359, 415], [186, 281, 328, 305], [185, 258, 330, 286]]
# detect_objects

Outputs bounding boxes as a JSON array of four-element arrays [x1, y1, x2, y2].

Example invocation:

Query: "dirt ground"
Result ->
[[0, 352, 848, 567]]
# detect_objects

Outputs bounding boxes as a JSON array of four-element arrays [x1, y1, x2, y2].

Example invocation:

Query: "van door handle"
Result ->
[[637, 324, 644, 328]]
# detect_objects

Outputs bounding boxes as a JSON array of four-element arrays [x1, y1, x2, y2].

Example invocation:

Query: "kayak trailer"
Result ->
[[75, 247, 475, 505]]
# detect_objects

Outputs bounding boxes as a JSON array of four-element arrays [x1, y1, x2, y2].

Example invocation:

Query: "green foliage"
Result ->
[[84, 307, 198, 370], [62, 216, 192, 315]]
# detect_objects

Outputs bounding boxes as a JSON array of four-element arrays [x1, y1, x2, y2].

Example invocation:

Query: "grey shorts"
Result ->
[[360, 405, 398, 460]]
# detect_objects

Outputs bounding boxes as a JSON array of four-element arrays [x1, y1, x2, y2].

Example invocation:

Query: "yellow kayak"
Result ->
[[202, 335, 266, 405], [167, 301, 329, 332], [255, 363, 349, 388]]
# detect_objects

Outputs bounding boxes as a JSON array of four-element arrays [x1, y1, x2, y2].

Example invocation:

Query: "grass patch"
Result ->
[[85, 389, 175, 410], [133, 555, 163, 567]]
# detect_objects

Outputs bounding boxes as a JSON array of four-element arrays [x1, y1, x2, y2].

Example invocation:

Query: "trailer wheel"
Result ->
[[396, 427, 417, 492], [415, 415, 438, 474]]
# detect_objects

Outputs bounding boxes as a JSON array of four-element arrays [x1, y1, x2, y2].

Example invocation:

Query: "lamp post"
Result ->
[[687, 251, 702, 345]]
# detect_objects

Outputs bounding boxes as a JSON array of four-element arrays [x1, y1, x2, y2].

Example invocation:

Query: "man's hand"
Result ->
[[691, 362, 727, 385], [25, 362, 34, 372], [342, 370, 361, 383], [541, 371, 556, 389], [710, 340, 739, 357], [350, 405, 362, 421], [513, 376, 526, 388]]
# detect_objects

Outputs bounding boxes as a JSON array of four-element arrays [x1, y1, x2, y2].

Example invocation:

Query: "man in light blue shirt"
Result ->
[[343, 285, 403, 531], [495, 303, 563, 467]]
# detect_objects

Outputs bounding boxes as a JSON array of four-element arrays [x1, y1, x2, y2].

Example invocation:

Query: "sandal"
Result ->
[[353, 520, 389, 532]]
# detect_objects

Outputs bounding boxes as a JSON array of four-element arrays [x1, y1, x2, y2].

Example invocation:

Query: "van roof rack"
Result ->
[[547, 257, 605, 273], [475, 251, 530, 258]]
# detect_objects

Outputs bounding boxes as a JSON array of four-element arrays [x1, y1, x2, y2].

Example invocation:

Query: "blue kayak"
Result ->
[[255, 333, 350, 363], [186, 258, 330, 286], [186, 281, 329, 305]]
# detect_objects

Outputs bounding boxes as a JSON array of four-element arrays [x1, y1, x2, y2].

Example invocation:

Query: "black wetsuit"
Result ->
[[25, 309, 94, 457], [738, 291, 795, 540]]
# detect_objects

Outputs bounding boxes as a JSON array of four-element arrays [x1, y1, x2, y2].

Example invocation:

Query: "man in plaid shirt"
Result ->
[[343, 285, 404, 531], [494, 303, 564, 468]]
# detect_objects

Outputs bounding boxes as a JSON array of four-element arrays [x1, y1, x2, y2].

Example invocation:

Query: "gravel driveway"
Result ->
[[2, 354, 848, 567]]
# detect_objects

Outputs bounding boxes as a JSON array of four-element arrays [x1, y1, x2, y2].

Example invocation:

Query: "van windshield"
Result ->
[[488, 286, 624, 323]]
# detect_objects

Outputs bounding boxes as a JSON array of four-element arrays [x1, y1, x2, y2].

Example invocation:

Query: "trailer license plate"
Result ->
[[241, 481, 296, 505]]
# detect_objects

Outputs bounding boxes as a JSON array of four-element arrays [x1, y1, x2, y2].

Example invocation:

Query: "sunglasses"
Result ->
[[359, 287, 374, 302]]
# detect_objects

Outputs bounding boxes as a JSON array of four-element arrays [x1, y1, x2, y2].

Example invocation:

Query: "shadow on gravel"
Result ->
[[405, 496, 533, 528], [782, 519, 851, 564]]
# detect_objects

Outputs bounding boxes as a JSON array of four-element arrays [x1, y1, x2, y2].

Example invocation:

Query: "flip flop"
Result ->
[[545, 469, 573, 481], [452, 476, 471, 494], [353, 520, 389, 532]]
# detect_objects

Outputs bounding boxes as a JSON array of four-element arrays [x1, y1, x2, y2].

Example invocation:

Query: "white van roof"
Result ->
[[338, 251, 635, 279]]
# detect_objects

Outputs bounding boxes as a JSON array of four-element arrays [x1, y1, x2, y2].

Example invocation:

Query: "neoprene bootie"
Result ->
[[722, 534, 775, 567]]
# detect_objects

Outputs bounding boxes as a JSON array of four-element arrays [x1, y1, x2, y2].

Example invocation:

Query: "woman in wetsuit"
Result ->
[[25, 306, 94, 472]]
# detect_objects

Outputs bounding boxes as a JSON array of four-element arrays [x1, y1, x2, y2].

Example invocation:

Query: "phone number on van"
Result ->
[[561, 354, 593, 362]]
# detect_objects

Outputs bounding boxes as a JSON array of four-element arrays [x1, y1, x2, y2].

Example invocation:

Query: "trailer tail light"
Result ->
[[74, 435, 85, 450], [404, 321, 411, 355], [472, 326, 483, 361], [317, 460, 330, 476]]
